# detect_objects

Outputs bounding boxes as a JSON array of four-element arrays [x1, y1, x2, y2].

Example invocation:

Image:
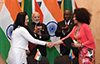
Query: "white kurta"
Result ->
[[7, 26, 46, 64]]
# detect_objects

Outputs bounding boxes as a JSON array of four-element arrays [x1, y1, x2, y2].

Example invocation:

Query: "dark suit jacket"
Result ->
[[27, 22, 50, 57], [55, 20, 76, 55]]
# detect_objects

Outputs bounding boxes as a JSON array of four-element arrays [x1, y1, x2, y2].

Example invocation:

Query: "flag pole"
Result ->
[[71, 60, 73, 64], [37, 60, 39, 64]]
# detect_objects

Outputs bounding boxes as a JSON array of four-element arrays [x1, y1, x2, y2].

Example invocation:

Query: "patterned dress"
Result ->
[[74, 27, 95, 64]]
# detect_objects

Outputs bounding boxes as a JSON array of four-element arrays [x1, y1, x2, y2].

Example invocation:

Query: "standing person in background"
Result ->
[[52, 8, 95, 64], [27, 12, 50, 64], [55, 9, 78, 57], [7, 12, 50, 64], [54, 9, 78, 64]]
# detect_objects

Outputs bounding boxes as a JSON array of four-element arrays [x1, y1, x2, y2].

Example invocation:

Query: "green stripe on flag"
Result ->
[[39, 55, 42, 61], [46, 40, 60, 64], [0, 27, 10, 63], [46, 47, 60, 64], [24, 0, 32, 23], [64, 0, 73, 13]]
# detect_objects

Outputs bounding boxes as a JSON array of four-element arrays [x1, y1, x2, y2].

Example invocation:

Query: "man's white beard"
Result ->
[[33, 20, 39, 24]]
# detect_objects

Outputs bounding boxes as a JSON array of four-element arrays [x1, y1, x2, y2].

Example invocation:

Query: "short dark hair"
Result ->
[[13, 12, 27, 30], [73, 8, 91, 25]]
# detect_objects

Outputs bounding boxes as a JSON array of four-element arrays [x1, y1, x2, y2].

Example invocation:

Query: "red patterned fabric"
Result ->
[[61, 23, 95, 64]]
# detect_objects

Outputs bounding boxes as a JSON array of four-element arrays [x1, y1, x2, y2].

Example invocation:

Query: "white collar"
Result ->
[[65, 20, 71, 25]]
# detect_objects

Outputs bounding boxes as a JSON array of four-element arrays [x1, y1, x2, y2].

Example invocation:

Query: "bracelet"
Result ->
[[81, 43, 83, 47]]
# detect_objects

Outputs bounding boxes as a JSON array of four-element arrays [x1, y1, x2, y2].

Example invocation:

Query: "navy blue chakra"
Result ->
[[46, 21, 57, 37], [6, 24, 13, 40]]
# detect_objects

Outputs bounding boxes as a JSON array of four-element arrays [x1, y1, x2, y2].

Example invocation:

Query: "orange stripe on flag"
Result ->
[[35, 0, 43, 23], [5, 0, 22, 21], [43, 0, 64, 23], [75, 1, 78, 9], [72, 52, 75, 58], [34, 50, 39, 59], [61, 0, 64, 15]]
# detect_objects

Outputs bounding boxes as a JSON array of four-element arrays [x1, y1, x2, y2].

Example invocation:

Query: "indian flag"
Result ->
[[21, 0, 43, 23], [0, 0, 22, 63], [61, 0, 78, 14], [34, 49, 42, 61], [40, 0, 64, 64]]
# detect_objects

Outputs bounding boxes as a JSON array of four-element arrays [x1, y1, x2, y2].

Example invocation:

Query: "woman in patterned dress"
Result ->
[[53, 8, 95, 64]]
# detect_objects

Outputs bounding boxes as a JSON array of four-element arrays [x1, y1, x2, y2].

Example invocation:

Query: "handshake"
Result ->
[[46, 42, 55, 48]]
